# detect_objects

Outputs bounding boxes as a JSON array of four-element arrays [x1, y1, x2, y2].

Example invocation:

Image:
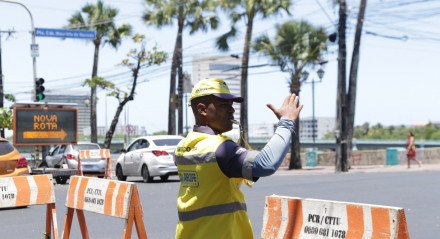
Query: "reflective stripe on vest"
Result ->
[[174, 152, 217, 165], [178, 202, 247, 221]]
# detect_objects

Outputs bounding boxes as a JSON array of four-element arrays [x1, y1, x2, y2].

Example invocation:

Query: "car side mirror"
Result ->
[[120, 149, 126, 153]]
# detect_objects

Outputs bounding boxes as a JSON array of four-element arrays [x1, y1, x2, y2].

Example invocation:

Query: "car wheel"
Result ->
[[55, 177, 68, 185], [142, 165, 153, 183], [160, 175, 169, 181], [116, 164, 127, 181]]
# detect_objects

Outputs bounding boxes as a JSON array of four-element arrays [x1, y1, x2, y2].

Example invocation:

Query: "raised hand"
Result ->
[[266, 94, 303, 121]]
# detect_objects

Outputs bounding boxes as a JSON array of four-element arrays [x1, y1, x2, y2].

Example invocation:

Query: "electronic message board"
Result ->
[[13, 107, 78, 146]]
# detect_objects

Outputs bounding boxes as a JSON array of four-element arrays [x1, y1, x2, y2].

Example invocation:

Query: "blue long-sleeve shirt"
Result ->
[[194, 117, 295, 181]]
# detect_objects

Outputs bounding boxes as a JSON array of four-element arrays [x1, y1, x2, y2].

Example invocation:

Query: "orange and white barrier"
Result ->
[[62, 176, 147, 239], [261, 195, 409, 239], [78, 149, 111, 178], [0, 175, 59, 239]]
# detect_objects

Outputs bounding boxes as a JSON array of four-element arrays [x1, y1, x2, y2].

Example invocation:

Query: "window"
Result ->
[[153, 138, 182, 146], [73, 144, 100, 151], [140, 139, 149, 149], [0, 141, 15, 155], [59, 145, 67, 154], [127, 141, 141, 152], [209, 64, 239, 71], [48, 145, 59, 156]]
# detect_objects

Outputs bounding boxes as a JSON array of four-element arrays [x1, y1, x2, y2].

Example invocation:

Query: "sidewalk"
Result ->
[[275, 163, 440, 176]]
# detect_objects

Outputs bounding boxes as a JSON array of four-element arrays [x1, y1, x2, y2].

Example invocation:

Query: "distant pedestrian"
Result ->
[[406, 132, 421, 168]]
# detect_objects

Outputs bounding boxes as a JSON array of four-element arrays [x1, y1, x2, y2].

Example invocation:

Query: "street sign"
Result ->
[[30, 43, 39, 57], [35, 28, 96, 40], [13, 107, 78, 146]]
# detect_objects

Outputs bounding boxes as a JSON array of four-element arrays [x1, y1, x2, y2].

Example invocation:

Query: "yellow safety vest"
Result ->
[[174, 131, 254, 239]]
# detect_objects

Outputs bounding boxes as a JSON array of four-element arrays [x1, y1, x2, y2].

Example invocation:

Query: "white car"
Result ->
[[115, 135, 183, 183]]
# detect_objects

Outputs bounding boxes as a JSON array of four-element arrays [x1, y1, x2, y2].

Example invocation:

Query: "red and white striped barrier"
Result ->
[[261, 195, 409, 239], [0, 175, 59, 239], [79, 149, 110, 160], [62, 176, 147, 239], [78, 149, 111, 178]]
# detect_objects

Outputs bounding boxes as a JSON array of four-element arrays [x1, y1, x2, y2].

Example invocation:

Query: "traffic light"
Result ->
[[35, 78, 45, 101]]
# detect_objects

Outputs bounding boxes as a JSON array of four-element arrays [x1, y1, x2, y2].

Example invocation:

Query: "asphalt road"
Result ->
[[1, 170, 439, 239]]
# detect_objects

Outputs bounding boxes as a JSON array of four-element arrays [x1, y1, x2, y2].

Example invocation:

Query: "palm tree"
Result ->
[[216, 0, 291, 146], [66, 1, 132, 143], [143, 0, 219, 135], [253, 20, 328, 169]]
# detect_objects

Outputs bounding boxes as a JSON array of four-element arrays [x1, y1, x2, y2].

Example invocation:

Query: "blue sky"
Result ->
[[0, 0, 439, 134]]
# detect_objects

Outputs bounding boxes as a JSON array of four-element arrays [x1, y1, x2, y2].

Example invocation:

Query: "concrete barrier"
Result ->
[[261, 195, 409, 239]]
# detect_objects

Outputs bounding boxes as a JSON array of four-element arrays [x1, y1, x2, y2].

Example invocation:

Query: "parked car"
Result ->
[[116, 135, 183, 182], [46, 143, 105, 174], [0, 137, 29, 177]]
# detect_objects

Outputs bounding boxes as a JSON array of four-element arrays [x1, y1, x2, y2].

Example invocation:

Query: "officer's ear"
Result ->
[[196, 102, 208, 116]]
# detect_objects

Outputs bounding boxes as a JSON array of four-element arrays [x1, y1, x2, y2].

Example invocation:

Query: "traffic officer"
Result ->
[[174, 78, 303, 238]]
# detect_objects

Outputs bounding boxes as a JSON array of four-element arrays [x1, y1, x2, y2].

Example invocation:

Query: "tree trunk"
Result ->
[[177, 17, 184, 135], [289, 73, 302, 169], [104, 50, 141, 148], [104, 102, 125, 149], [346, 0, 367, 161], [335, 0, 348, 172], [168, 24, 183, 135], [239, 8, 255, 147], [90, 41, 100, 143]]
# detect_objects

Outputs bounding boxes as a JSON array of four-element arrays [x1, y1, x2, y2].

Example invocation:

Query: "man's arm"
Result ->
[[251, 118, 294, 177], [215, 118, 294, 180], [216, 94, 302, 181]]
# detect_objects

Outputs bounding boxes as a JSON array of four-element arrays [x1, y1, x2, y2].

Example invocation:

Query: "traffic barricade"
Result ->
[[77, 149, 111, 178], [261, 195, 409, 239], [62, 176, 147, 239], [0, 175, 59, 239]]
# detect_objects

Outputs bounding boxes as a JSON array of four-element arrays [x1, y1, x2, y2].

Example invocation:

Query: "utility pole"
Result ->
[[336, 0, 348, 172], [0, 29, 16, 138], [335, 0, 367, 172], [0, 1, 42, 161]]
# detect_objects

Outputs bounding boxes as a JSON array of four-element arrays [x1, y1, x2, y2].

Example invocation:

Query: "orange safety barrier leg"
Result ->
[[77, 209, 90, 239], [77, 158, 83, 176], [45, 203, 59, 239], [51, 204, 59, 239], [123, 204, 135, 239], [105, 157, 111, 179], [133, 193, 148, 238], [45, 204, 52, 239], [122, 187, 147, 239], [62, 208, 74, 239]]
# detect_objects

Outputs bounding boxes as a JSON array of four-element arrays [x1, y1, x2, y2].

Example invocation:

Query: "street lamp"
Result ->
[[302, 67, 325, 146]]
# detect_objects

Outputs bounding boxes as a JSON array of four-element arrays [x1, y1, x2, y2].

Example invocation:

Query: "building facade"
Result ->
[[299, 117, 336, 140], [44, 93, 90, 135]]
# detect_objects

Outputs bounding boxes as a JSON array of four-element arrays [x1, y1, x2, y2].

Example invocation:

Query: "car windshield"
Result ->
[[73, 144, 100, 151], [152, 138, 182, 146], [0, 141, 15, 155]]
